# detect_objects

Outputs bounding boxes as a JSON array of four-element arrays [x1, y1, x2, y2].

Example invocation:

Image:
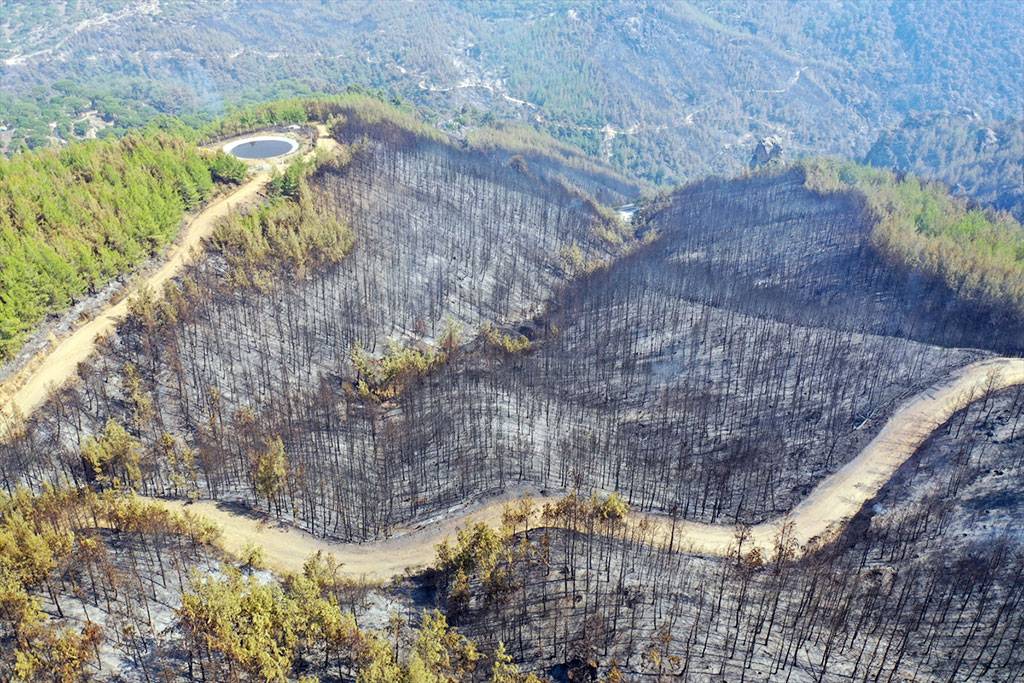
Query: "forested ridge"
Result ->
[[802, 159, 1024, 325], [865, 114, 1024, 222], [0, 131, 246, 362]]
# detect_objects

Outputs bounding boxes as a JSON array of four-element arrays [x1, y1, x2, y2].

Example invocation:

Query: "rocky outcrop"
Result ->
[[864, 131, 911, 171], [749, 135, 784, 169]]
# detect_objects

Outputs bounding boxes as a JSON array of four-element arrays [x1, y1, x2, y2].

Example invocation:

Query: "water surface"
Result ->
[[226, 137, 297, 159]]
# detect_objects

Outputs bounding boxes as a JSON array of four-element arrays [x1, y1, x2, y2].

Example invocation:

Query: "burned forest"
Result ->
[[2, 88, 1024, 683]]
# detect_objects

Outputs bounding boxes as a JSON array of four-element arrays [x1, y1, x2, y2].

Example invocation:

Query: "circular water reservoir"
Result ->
[[224, 135, 299, 160]]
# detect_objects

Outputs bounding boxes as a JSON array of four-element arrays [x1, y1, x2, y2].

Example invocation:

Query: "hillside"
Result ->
[[0, 129, 246, 362], [445, 384, 1024, 680], [2, 0, 1024, 678], [0, 100, 647, 681], [2, 1, 1022, 185], [1, 96, 1023, 679], [646, 163, 1024, 354], [1, 99, 638, 499]]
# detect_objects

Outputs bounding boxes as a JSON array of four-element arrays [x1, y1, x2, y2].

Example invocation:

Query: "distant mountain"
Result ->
[[2, 0, 1022, 184], [865, 113, 1024, 221]]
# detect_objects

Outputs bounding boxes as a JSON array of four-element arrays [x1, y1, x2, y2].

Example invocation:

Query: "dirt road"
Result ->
[[0, 129, 337, 421], [149, 356, 1024, 580], [1, 173, 269, 419]]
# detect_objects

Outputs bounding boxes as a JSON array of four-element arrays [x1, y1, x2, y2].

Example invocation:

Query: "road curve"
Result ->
[[0, 129, 336, 422], [149, 356, 1024, 581]]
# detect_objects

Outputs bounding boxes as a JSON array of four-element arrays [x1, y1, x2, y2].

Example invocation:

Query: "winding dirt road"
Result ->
[[0, 129, 336, 422], [152, 356, 1024, 581]]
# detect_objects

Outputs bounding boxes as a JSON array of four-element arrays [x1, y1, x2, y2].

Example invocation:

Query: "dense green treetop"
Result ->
[[0, 129, 246, 361]]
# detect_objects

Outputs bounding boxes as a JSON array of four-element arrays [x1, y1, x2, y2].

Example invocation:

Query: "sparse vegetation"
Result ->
[[481, 324, 531, 354], [211, 186, 354, 288], [80, 419, 142, 490], [351, 331, 456, 403], [0, 486, 220, 680]]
